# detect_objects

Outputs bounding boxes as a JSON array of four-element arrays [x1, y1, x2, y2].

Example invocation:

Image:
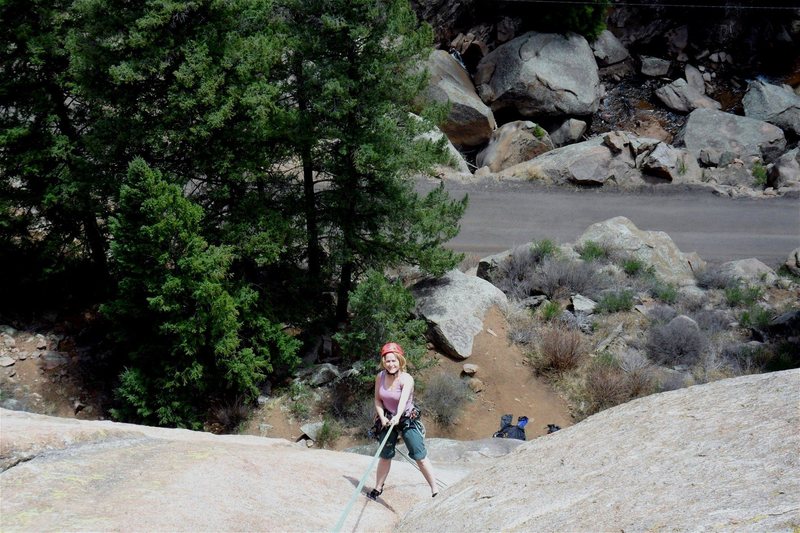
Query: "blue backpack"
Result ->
[[492, 414, 528, 441]]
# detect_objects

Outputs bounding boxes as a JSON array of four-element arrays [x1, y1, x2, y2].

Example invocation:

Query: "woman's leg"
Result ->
[[375, 457, 391, 491], [415, 457, 437, 495]]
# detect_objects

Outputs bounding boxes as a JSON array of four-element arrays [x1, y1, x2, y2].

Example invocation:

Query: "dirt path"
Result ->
[[248, 306, 573, 449]]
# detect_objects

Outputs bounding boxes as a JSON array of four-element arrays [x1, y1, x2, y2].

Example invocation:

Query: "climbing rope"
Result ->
[[394, 447, 448, 489], [331, 424, 395, 533]]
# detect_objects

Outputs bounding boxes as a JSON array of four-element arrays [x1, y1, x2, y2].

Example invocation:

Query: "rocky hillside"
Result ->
[[416, 2, 800, 198], [2, 370, 797, 531]]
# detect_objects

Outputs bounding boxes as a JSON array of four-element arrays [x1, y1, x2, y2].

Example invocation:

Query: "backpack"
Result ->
[[492, 413, 527, 441]]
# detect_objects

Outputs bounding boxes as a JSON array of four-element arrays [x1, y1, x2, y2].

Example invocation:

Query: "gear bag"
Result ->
[[492, 413, 527, 441]]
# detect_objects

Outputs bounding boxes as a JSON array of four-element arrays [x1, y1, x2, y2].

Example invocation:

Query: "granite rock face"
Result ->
[[399, 370, 800, 532]]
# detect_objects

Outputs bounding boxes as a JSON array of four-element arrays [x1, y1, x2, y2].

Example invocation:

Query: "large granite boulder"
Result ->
[[575, 216, 704, 286], [423, 50, 496, 148], [590, 29, 630, 66], [767, 148, 800, 189], [639, 142, 702, 183], [655, 78, 721, 113], [411, 269, 508, 359], [718, 258, 778, 287], [785, 247, 800, 277], [476, 120, 554, 172], [399, 370, 800, 532], [0, 408, 472, 532], [742, 79, 800, 136], [675, 108, 786, 167], [474, 32, 601, 117]]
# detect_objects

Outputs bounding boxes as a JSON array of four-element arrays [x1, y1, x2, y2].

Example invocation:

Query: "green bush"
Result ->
[[540, 300, 562, 322], [421, 372, 472, 427], [751, 162, 768, 187], [537, 0, 610, 40], [288, 381, 313, 420], [724, 284, 763, 308], [315, 417, 342, 449], [596, 289, 634, 314], [739, 305, 772, 329], [531, 239, 559, 261], [333, 270, 428, 367], [652, 282, 678, 304], [577, 240, 613, 263], [622, 257, 650, 277], [105, 160, 299, 429]]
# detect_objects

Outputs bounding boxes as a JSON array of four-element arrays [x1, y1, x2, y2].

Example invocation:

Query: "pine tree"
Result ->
[[276, 0, 468, 322], [103, 159, 299, 428]]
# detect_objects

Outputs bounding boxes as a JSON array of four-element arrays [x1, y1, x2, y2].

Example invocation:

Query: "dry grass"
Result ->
[[536, 325, 587, 373]]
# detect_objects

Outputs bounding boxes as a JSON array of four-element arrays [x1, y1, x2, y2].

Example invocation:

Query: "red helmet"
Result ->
[[380, 342, 404, 357]]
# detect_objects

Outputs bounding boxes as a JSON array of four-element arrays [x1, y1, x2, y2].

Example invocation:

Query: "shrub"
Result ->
[[505, 306, 538, 346], [648, 304, 677, 324], [493, 245, 539, 300], [596, 289, 634, 314], [207, 397, 251, 434], [584, 360, 630, 414], [724, 284, 763, 308], [651, 282, 678, 304], [288, 381, 313, 420], [533, 257, 608, 299], [537, 0, 610, 40], [577, 240, 613, 263], [328, 369, 375, 421], [421, 372, 472, 427], [333, 270, 428, 366], [739, 305, 772, 329], [691, 309, 732, 333], [752, 162, 768, 187], [646, 318, 707, 367], [315, 417, 342, 449], [695, 267, 734, 290], [531, 239, 559, 261], [540, 300, 561, 322], [537, 325, 587, 373], [621, 257, 650, 277]]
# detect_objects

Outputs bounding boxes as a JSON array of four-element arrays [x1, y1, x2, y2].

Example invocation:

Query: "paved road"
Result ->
[[417, 179, 800, 266]]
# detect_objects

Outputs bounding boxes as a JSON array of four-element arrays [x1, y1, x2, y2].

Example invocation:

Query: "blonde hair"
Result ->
[[381, 350, 407, 373]]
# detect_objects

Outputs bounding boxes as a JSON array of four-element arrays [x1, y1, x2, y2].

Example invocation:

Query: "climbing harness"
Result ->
[[331, 424, 395, 533]]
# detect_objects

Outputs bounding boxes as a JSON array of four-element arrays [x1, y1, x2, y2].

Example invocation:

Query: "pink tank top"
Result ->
[[379, 371, 414, 416]]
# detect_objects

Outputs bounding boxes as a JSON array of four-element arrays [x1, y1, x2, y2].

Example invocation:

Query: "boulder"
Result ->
[[575, 216, 704, 286], [675, 108, 786, 166], [476, 120, 554, 172], [495, 137, 614, 185], [785, 247, 800, 277], [570, 294, 597, 314], [640, 55, 670, 77], [297, 363, 340, 387], [742, 79, 800, 136], [423, 50, 496, 148], [0, 408, 472, 532], [591, 30, 630, 66], [474, 32, 601, 117], [718, 258, 778, 286], [685, 64, 705, 93], [398, 370, 800, 532], [412, 269, 508, 359], [655, 78, 721, 113], [767, 148, 800, 189], [640, 142, 702, 183], [548, 118, 587, 147]]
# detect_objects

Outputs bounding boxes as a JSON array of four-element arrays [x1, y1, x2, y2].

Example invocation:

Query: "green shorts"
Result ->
[[378, 418, 427, 461]]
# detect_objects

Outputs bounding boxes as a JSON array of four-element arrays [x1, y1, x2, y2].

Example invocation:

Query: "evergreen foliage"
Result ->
[[333, 270, 427, 366], [536, 0, 611, 41], [1, 0, 465, 427], [103, 160, 299, 428]]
